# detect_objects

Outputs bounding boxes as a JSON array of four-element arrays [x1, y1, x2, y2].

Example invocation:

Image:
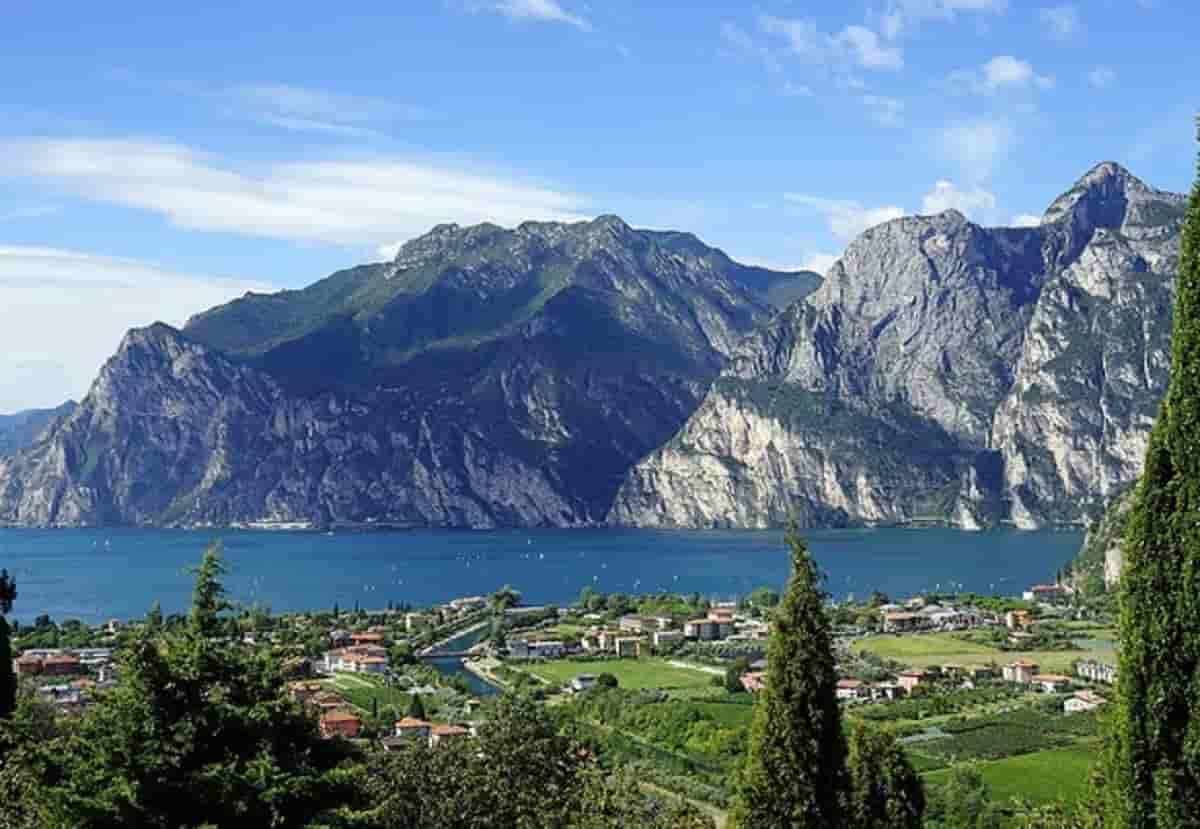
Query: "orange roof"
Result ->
[[1008, 659, 1040, 668], [321, 711, 360, 724], [1032, 674, 1071, 683], [42, 654, 80, 663], [395, 717, 432, 728], [898, 669, 928, 678], [837, 679, 865, 688], [431, 724, 469, 736]]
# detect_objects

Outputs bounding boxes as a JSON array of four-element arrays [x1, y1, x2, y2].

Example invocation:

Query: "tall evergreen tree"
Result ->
[[732, 526, 848, 828], [0, 570, 17, 721], [1105, 123, 1200, 829], [406, 692, 427, 721], [845, 722, 925, 829]]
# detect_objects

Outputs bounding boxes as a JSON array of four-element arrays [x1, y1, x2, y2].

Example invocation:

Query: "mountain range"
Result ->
[[0, 163, 1182, 531]]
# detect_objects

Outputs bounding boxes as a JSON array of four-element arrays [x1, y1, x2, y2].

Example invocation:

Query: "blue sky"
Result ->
[[0, 0, 1196, 411]]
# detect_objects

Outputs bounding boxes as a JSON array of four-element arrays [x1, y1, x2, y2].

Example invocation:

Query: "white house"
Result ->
[[1064, 690, 1106, 713]]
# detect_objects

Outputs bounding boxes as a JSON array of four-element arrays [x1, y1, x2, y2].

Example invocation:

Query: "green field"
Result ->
[[852, 632, 1116, 673], [324, 674, 415, 714], [923, 742, 1097, 805], [521, 658, 717, 692]]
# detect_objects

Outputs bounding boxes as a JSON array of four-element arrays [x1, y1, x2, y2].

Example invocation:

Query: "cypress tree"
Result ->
[[406, 692, 427, 721], [0, 570, 17, 720], [846, 721, 925, 829], [1105, 123, 1200, 829], [732, 526, 847, 828]]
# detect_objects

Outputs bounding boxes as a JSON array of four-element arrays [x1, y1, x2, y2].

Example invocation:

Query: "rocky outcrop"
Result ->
[[0, 218, 808, 528], [611, 163, 1185, 529]]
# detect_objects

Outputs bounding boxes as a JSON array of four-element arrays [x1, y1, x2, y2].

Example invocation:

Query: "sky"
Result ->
[[0, 0, 1196, 412]]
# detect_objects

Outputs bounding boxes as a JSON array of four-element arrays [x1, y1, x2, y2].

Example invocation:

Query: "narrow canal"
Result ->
[[426, 624, 501, 697]]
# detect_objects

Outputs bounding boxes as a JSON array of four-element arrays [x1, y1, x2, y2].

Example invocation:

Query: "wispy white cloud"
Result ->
[[1088, 66, 1116, 89], [920, 180, 996, 217], [1039, 5, 1081, 41], [937, 119, 1014, 182], [458, 0, 591, 30], [227, 83, 426, 137], [1010, 213, 1043, 227], [0, 137, 590, 250], [877, 0, 1009, 40], [107, 70, 424, 139], [0, 245, 271, 411], [783, 193, 906, 240], [759, 15, 903, 72], [948, 55, 1054, 94]]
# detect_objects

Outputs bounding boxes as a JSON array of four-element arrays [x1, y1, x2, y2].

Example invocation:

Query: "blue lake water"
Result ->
[[0, 527, 1083, 625]]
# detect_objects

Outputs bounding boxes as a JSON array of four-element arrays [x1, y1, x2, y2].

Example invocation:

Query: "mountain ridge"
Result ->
[[609, 162, 1185, 530], [0, 218, 811, 528]]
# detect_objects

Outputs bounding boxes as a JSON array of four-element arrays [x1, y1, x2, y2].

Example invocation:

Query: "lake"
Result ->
[[0, 527, 1083, 624]]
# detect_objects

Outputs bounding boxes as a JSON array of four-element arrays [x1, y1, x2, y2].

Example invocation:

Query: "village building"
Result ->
[[324, 645, 389, 674], [1005, 610, 1033, 631], [1003, 659, 1040, 685], [967, 665, 996, 680], [684, 619, 719, 641], [1023, 584, 1068, 604], [1076, 659, 1118, 685], [897, 669, 929, 694], [41, 653, 82, 677], [881, 612, 923, 634], [836, 679, 868, 701], [350, 631, 385, 646], [614, 637, 642, 659], [619, 616, 652, 634], [509, 640, 566, 660], [873, 682, 903, 701], [15, 654, 44, 676], [1065, 690, 1107, 714], [1032, 674, 1072, 694], [741, 672, 766, 693], [430, 724, 470, 748], [319, 711, 362, 740], [394, 717, 433, 740], [404, 613, 431, 633]]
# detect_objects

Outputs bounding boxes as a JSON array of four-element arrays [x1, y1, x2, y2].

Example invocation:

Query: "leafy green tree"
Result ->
[[1104, 126, 1200, 829], [732, 526, 848, 828], [26, 541, 363, 827], [929, 764, 1001, 829], [406, 693, 427, 721], [845, 721, 924, 829], [490, 585, 521, 612], [596, 673, 618, 689]]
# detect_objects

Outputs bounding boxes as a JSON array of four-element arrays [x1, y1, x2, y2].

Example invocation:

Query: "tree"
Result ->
[[1104, 124, 1200, 829], [928, 764, 1001, 829], [491, 585, 521, 612], [406, 692, 427, 721], [144, 600, 163, 632], [732, 525, 848, 828], [596, 673, 618, 690], [845, 722, 924, 829], [0, 571, 15, 721], [26, 540, 362, 827]]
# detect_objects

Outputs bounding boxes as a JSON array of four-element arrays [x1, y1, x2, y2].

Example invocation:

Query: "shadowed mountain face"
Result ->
[[610, 163, 1186, 530], [0, 217, 815, 528]]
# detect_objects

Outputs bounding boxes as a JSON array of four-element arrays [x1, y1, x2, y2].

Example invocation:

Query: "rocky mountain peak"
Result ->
[[1042, 161, 1183, 233]]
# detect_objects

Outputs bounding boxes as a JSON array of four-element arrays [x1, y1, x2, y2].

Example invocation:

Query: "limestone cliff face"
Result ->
[[611, 163, 1185, 529], [0, 217, 809, 528]]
